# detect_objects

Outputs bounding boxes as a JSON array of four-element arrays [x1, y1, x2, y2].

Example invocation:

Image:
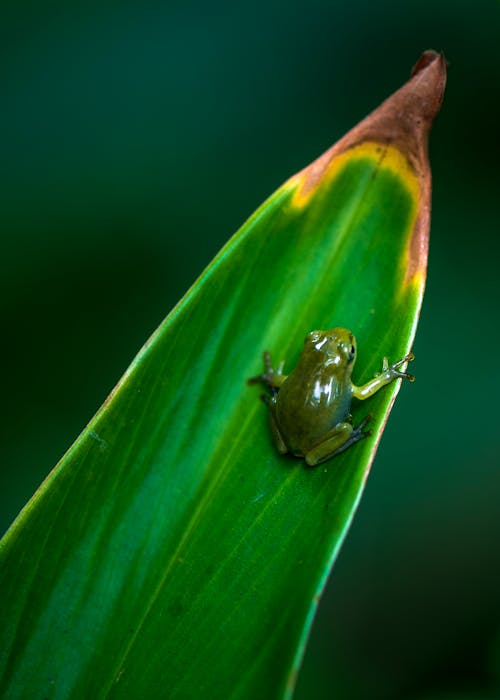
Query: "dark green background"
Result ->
[[1, 1, 499, 698]]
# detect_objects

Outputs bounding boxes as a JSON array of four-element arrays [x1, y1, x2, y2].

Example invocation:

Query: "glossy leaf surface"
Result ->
[[0, 52, 446, 699]]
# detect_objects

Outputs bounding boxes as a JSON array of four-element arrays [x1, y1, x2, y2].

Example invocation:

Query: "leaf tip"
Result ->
[[288, 51, 447, 208]]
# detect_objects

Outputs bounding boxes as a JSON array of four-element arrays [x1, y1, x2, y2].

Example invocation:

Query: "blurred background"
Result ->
[[1, 0, 499, 697]]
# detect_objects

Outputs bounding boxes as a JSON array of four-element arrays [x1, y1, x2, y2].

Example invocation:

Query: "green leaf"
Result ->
[[0, 52, 446, 699]]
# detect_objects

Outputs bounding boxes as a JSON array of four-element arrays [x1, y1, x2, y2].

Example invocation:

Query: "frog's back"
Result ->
[[275, 365, 351, 456]]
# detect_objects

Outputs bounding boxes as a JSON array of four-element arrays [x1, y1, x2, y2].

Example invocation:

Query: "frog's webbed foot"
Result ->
[[381, 352, 415, 382], [248, 351, 287, 394]]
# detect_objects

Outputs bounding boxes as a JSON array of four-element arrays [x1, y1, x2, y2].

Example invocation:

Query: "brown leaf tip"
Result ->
[[410, 50, 444, 78], [408, 50, 447, 122], [348, 49, 447, 168], [410, 49, 439, 78], [289, 50, 447, 207]]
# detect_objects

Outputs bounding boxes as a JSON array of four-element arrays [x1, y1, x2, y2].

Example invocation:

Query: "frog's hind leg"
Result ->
[[305, 414, 372, 467], [268, 397, 288, 455]]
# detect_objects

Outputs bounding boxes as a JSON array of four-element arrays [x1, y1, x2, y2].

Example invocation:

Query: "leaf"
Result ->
[[0, 52, 446, 699]]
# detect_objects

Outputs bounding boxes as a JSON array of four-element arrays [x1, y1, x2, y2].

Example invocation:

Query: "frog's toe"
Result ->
[[388, 359, 415, 382], [263, 351, 273, 372], [390, 352, 415, 381], [356, 412, 372, 431], [392, 351, 414, 369], [394, 368, 415, 381]]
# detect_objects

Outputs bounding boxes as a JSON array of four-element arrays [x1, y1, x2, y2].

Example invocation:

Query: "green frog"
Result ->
[[249, 328, 414, 466]]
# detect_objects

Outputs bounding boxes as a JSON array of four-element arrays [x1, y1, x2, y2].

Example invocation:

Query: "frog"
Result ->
[[248, 328, 414, 466]]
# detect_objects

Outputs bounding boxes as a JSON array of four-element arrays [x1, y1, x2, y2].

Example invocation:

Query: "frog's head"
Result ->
[[306, 327, 357, 369]]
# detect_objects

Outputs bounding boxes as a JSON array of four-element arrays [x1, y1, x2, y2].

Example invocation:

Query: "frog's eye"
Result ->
[[348, 344, 356, 362]]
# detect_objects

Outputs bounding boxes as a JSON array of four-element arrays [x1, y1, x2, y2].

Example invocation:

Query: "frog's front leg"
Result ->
[[352, 352, 415, 400], [304, 415, 372, 467], [248, 351, 287, 396]]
